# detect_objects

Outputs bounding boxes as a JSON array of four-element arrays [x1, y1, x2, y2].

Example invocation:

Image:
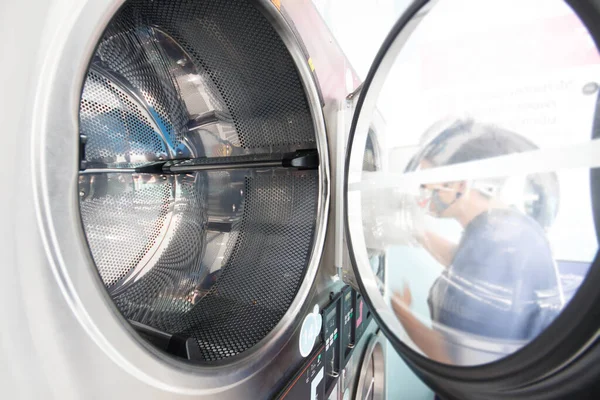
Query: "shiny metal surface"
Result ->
[[1, 0, 331, 398], [0, 0, 389, 396], [81, 0, 317, 168], [79, 167, 320, 350], [79, 172, 186, 290], [81, 51, 189, 167], [78, 0, 328, 363], [355, 331, 386, 400], [80, 168, 137, 174], [168, 160, 282, 172], [337, 321, 384, 400]]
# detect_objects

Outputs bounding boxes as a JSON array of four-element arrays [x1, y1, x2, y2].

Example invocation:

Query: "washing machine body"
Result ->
[[0, 0, 389, 397], [0, 0, 340, 398]]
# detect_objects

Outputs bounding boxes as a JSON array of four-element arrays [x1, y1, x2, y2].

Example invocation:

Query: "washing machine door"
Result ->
[[344, 0, 600, 398]]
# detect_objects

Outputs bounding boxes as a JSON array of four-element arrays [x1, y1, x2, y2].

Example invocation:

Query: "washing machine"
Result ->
[[3, 0, 600, 399], [0, 0, 380, 398]]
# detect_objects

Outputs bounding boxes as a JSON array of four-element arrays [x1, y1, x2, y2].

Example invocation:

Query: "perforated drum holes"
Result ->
[[176, 173, 319, 361], [132, 0, 315, 149], [80, 71, 171, 166], [79, 174, 174, 287], [78, 0, 321, 363]]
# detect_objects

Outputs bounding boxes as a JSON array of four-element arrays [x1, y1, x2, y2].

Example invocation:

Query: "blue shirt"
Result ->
[[428, 209, 563, 342]]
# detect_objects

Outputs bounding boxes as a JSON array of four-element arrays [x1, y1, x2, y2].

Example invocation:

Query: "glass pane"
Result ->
[[347, 0, 600, 366], [311, 0, 412, 80]]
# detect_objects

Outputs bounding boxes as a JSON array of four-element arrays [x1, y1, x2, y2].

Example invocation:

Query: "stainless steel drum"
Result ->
[[76, 0, 327, 363]]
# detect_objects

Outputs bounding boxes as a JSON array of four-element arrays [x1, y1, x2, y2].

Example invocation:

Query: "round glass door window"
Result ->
[[346, 0, 600, 366]]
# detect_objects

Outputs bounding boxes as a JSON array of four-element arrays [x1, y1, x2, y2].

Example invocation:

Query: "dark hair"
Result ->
[[406, 118, 560, 228], [417, 119, 539, 167]]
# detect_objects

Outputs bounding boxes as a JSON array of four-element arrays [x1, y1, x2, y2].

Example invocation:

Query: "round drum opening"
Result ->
[[355, 334, 386, 400], [77, 0, 325, 363]]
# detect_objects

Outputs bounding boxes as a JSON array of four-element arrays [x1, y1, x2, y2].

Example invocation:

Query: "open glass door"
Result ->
[[344, 0, 600, 398]]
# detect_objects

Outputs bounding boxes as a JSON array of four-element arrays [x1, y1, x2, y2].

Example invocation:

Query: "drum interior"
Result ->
[[77, 0, 320, 363]]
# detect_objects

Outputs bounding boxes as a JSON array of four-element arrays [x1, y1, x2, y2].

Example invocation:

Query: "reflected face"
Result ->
[[419, 160, 465, 218]]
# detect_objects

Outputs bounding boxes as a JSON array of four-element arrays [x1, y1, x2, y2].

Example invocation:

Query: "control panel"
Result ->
[[275, 286, 375, 400], [321, 293, 341, 396], [354, 291, 371, 344], [340, 286, 354, 366], [277, 345, 326, 400]]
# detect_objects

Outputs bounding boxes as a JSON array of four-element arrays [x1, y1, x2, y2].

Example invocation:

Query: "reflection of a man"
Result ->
[[391, 119, 564, 364]]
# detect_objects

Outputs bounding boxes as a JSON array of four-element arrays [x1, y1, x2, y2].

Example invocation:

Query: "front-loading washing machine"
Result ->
[[1, 0, 332, 398], [3, 0, 600, 399], [0, 0, 383, 398]]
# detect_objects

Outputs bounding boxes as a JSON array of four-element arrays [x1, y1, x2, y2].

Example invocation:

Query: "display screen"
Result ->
[[322, 294, 341, 396], [341, 286, 355, 365]]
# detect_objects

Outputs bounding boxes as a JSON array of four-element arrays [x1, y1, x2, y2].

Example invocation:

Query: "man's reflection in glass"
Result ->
[[391, 119, 564, 364]]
